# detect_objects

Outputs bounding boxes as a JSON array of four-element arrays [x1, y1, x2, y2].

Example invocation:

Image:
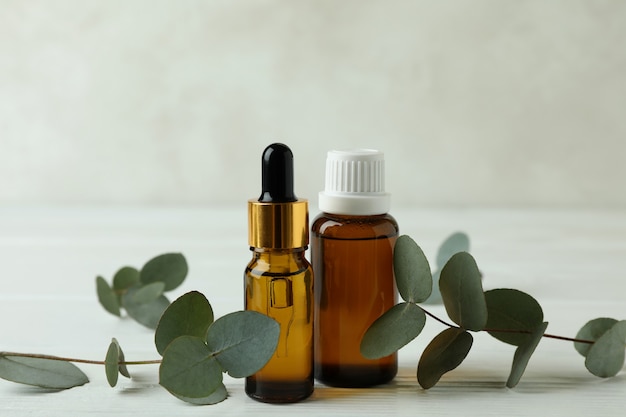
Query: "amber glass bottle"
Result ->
[[312, 149, 398, 387], [245, 143, 314, 403], [245, 249, 313, 401]]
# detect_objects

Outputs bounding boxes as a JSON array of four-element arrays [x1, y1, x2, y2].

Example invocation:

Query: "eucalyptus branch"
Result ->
[[361, 233, 626, 390]]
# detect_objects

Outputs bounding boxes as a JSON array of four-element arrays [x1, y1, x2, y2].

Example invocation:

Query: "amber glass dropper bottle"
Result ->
[[245, 143, 314, 403], [312, 149, 398, 387]]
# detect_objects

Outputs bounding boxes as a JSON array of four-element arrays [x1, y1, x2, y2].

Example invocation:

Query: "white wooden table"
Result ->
[[1, 206, 625, 416]]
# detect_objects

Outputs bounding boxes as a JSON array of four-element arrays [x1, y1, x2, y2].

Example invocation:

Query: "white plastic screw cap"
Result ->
[[318, 149, 391, 215]]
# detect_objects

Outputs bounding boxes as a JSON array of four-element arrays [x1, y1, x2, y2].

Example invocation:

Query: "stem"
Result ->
[[0, 352, 162, 365], [419, 308, 595, 345], [482, 329, 595, 344], [420, 307, 456, 328]]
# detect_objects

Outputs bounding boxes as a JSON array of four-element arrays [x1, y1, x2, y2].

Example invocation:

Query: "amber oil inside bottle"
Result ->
[[312, 213, 398, 387], [245, 248, 314, 402]]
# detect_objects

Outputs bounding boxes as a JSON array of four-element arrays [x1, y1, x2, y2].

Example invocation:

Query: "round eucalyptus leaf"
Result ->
[[155, 291, 214, 356], [96, 276, 121, 317], [122, 289, 170, 329], [436, 232, 470, 269], [159, 336, 223, 398], [171, 382, 228, 405], [0, 354, 89, 390], [584, 320, 626, 378], [439, 252, 487, 331], [104, 339, 120, 387], [104, 338, 130, 385], [506, 322, 548, 388], [132, 282, 166, 304], [206, 311, 280, 378], [485, 289, 544, 346], [417, 328, 473, 389], [393, 235, 432, 303], [574, 317, 619, 357], [140, 253, 188, 291], [360, 302, 426, 359], [113, 266, 140, 291]]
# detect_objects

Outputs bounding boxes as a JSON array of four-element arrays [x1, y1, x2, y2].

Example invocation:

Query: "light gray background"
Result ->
[[1, 0, 624, 208]]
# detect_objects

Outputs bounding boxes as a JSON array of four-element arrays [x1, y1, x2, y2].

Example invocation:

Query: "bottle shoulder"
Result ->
[[311, 213, 399, 239], [246, 248, 312, 277]]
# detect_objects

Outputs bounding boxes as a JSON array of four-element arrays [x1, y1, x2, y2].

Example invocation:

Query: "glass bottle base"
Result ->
[[245, 378, 313, 403], [314, 363, 397, 388]]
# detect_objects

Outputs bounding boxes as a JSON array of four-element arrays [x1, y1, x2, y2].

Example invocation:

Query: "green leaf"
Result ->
[[140, 253, 188, 292], [506, 322, 548, 388], [105, 339, 120, 387], [417, 327, 473, 389], [122, 288, 170, 329], [0, 354, 89, 389], [574, 317, 618, 357], [584, 320, 626, 378], [439, 252, 487, 331], [436, 232, 470, 269], [485, 289, 544, 346], [206, 311, 280, 378], [393, 235, 432, 303], [159, 336, 223, 398], [155, 291, 214, 356], [360, 302, 426, 359], [132, 282, 166, 304], [96, 276, 121, 317], [112, 266, 140, 291], [170, 382, 228, 405], [104, 338, 130, 387]]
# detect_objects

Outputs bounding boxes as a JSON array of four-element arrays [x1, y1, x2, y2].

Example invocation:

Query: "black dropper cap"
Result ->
[[259, 143, 297, 203]]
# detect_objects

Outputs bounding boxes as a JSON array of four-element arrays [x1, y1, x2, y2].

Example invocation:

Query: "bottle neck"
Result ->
[[318, 192, 390, 216], [320, 212, 391, 220], [250, 247, 307, 256]]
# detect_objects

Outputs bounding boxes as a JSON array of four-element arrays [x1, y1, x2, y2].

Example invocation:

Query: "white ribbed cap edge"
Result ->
[[318, 149, 390, 215]]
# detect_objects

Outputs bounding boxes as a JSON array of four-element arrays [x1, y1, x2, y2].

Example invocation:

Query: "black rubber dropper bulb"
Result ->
[[259, 143, 297, 203]]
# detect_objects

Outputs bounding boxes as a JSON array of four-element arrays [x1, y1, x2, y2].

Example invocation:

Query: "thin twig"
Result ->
[[481, 328, 594, 344], [418, 308, 596, 345], [0, 352, 161, 365], [419, 307, 457, 328]]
